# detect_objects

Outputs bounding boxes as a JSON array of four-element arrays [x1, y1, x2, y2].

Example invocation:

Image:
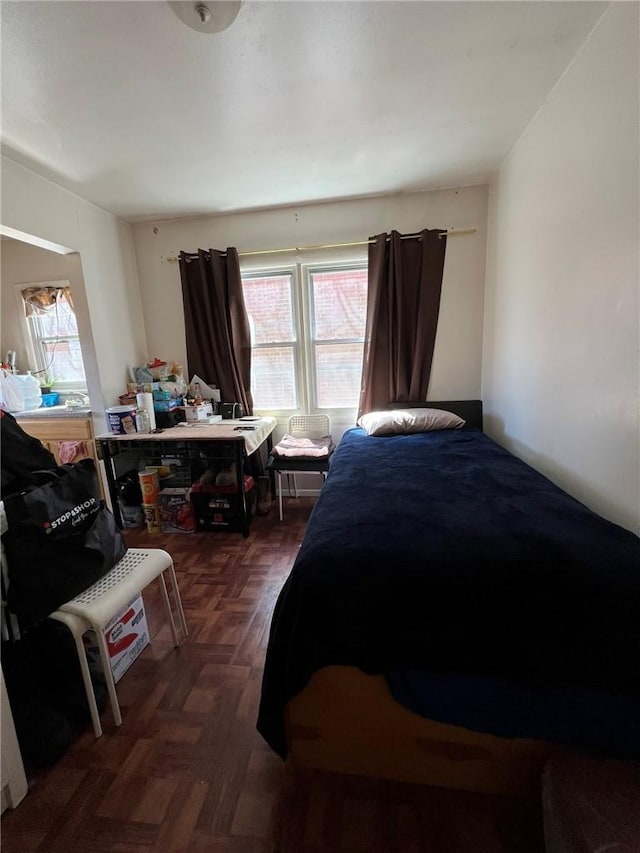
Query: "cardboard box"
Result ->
[[157, 487, 195, 533], [183, 402, 213, 422], [102, 595, 149, 683]]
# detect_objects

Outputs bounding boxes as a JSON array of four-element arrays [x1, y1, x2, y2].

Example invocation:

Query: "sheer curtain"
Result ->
[[21, 286, 74, 316], [178, 247, 253, 415], [358, 229, 447, 417]]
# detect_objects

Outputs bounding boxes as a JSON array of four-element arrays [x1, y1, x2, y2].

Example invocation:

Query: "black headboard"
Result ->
[[389, 400, 483, 431]]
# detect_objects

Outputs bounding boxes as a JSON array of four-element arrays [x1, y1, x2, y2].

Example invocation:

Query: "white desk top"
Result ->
[[96, 416, 277, 456]]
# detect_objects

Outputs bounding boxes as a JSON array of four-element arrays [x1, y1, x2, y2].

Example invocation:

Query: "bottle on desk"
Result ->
[[135, 409, 151, 433]]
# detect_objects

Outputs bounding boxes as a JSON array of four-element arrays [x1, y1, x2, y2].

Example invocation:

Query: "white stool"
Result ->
[[49, 548, 188, 738]]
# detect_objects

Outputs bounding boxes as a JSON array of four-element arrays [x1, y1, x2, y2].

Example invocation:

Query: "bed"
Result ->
[[257, 401, 640, 797]]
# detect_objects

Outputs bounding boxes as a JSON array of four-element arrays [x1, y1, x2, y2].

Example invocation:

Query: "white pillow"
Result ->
[[357, 408, 465, 436]]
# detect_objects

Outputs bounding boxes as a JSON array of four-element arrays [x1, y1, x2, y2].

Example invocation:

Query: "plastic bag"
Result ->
[[2, 458, 127, 625], [0, 369, 25, 412], [11, 373, 42, 410], [134, 365, 153, 384]]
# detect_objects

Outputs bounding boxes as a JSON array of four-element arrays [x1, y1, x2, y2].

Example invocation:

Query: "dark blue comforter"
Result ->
[[257, 427, 640, 758]]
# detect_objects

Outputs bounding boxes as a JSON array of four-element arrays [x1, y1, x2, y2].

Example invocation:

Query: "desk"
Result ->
[[96, 417, 276, 537]]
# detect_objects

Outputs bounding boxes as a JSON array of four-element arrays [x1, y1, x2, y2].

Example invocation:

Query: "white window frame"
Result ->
[[241, 257, 367, 422], [241, 267, 304, 414], [14, 280, 88, 391], [304, 262, 367, 417]]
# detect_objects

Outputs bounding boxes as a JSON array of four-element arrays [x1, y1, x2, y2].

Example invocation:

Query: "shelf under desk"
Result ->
[[96, 417, 277, 537]]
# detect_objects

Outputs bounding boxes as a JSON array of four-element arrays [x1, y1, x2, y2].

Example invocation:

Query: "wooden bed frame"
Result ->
[[284, 400, 553, 798], [286, 667, 551, 799]]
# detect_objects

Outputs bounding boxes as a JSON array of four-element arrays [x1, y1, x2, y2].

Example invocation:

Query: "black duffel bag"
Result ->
[[3, 458, 127, 625]]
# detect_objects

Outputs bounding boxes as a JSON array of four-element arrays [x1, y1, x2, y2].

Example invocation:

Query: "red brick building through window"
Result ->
[[242, 264, 367, 413]]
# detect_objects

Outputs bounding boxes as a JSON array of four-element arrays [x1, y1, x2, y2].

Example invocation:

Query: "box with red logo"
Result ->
[[157, 487, 195, 533], [102, 594, 149, 683], [190, 475, 255, 532]]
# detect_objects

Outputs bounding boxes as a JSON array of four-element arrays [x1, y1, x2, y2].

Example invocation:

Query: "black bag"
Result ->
[[3, 458, 127, 625], [0, 409, 57, 495]]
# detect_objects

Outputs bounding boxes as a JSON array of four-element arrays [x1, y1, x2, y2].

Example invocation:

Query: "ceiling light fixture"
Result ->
[[168, 1, 242, 34]]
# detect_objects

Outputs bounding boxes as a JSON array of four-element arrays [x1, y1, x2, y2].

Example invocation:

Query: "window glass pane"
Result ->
[[251, 346, 297, 409], [42, 339, 86, 383], [315, 342, 364, 408], [311, 269, 367, 341], [242, 275, 294, 344]]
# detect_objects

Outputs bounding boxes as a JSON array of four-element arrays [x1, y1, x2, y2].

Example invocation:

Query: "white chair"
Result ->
[[268, 415, 334, 521], [48, 548, 188, 738]]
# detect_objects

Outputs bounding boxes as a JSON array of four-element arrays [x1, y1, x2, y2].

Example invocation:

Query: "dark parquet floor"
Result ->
[[1, 497, 544, 852]]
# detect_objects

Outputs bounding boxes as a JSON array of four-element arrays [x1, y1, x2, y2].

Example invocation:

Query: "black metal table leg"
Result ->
[[98, 440, 123, 529], [266, 433, 276, 499], [234, 442, 249, 537]]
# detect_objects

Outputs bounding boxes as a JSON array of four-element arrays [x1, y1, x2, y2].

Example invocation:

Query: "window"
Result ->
[[309, 268, 367, 409], [20, 283, 87, 389], [242, 273, 298, 409], [242, 262, 367, 414]]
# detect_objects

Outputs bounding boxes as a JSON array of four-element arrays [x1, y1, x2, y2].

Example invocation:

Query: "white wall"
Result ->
[[483, 4, 639, 533], [132, 185, 489, 433], [1, 156, 148, 434]]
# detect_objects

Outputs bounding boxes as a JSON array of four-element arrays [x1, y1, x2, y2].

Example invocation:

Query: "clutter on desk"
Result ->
[[181, 375, 224, 422], [109, 358, 226, 434], [220, 402, 245, 419], [106, 404, 138, 434], [135, 394, 155, 431], [130, 357, 176, 386], [188, 374, 221, 404], [184, 401, 213, 421], [125, 358, 189, 403]]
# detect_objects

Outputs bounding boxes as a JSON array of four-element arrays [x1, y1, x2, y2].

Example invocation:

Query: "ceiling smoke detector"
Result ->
[[168, 1, 242, 33]]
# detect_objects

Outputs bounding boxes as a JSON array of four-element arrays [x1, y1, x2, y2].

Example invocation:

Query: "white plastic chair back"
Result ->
[[288, 414, 331, 440]]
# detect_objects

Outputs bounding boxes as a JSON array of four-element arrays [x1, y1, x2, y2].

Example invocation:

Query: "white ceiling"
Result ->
[[1, 1, 605, 222]]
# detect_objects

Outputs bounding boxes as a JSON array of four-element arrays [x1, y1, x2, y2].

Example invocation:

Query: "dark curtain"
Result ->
[[178, 247, 253, 415], [358, 229, 447, 417]]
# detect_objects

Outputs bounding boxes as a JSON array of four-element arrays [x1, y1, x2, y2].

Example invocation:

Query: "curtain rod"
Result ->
[[166, 227, 477, 263]]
